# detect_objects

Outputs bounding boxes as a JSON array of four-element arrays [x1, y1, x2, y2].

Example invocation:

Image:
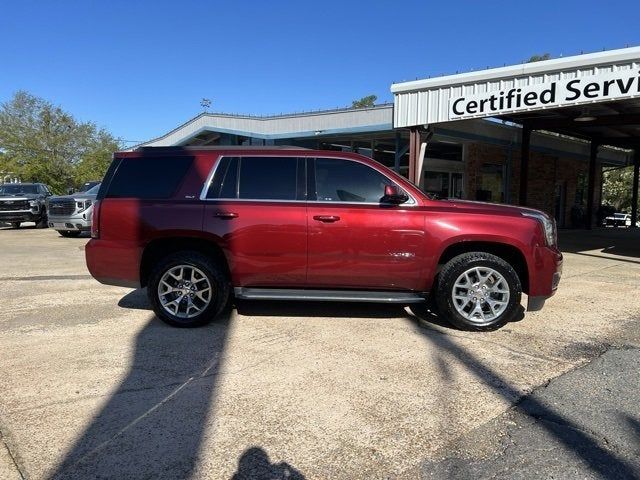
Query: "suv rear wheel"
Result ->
[[148, 251, 230, 327], [436, 252, 522, 331]]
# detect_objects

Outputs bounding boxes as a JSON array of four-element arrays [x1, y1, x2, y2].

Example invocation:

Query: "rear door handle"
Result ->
[[313, 215, 340, 223], [214, 212, 238, 219]]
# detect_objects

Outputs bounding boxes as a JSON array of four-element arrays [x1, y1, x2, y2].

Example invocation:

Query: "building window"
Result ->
[[422, 171, 464, 199], [477, 163, 504, 202]]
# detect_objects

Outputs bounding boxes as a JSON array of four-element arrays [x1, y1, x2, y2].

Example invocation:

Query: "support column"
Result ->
[[586, 140, 599, 230], [394, 131, 409, 174], [519, 126, 531, 205], [631, 150, 639, 228], [394, 131, 401, 173], [408, 127, 420, 184]]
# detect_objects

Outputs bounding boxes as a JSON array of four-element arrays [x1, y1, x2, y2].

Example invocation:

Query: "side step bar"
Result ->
[[234, 287, 427, 304]]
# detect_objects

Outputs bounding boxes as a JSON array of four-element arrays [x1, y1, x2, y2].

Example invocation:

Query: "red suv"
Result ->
[[86, 147, 562, 331]]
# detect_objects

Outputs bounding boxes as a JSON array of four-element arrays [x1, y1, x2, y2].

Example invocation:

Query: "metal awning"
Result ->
[[391, 46, 640, 229]]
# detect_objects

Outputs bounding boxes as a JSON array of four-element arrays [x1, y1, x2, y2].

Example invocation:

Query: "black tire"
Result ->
[[436, 252, 522, 331], [147, 251, 230, 327], [10, 222, 20, 229], [58, 230, 82, 238]]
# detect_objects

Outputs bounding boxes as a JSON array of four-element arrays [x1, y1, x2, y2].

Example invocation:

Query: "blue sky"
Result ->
[[1, 0, 638, 144]]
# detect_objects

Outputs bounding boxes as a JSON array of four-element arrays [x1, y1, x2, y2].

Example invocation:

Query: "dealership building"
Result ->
[[138, 47, 640, 228]]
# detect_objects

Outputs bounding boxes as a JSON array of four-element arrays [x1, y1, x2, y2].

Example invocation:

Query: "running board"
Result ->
[[233, 287, 426, 304]]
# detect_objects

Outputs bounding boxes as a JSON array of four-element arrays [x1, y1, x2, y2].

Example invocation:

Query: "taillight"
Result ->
[[91, 200, 101, 239]]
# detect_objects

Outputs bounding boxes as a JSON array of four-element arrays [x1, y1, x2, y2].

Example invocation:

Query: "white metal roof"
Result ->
[[138, 105, 393, 147], [392, 46, 640, 127]]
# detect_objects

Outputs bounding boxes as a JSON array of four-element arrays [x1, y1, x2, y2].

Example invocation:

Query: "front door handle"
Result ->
[[313, 215, 340, 223], [214, 212, 238, 219]]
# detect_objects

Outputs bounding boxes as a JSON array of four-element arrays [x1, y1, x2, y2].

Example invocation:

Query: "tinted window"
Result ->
[[0, 184, 38, 195], [207, 157, 239, 199], [313, 158, 392, 203], [238, 157, 298, 200], [105, 157, 193, 199]]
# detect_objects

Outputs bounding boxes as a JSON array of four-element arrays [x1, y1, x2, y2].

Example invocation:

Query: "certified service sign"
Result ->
[[449, 69, 640, 120]]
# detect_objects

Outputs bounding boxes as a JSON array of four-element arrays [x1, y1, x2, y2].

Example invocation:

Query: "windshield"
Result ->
[[614, 214, 627, 218], [0, 184, 38, 195], [85, 184, 101, 195]]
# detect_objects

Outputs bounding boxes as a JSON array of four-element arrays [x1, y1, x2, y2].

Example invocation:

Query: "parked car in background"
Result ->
[[0, 183, 51, 228], [47, 183, 100, 237], [604, 212, 632, 227], [86, 147, 562, 332]]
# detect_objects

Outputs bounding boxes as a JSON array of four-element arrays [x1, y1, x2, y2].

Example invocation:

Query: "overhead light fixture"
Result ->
[[574, 109, 597, 122]]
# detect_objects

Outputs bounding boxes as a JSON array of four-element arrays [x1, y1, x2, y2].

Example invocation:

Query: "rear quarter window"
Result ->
[[104, 157, 193, 199]]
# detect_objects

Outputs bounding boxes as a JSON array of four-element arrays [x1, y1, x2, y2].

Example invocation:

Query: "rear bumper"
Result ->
[[85, 239, 142, 288], [527, 245, 563, 311]]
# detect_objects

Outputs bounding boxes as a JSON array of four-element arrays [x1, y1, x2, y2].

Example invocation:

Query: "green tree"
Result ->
[[0, 91, 121, 193], [72, 129, 121, 186], [602, 166, 638, 212], [351, 95, 378, 109], [527, 53, 551, 63]]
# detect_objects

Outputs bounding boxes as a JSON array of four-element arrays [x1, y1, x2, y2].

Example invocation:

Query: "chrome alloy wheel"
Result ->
[[451, 266, 510, 325], [157, 265, 213, 319]]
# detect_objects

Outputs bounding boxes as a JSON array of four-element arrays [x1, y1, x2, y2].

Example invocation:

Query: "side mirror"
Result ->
[[382, 185, 409, 205]]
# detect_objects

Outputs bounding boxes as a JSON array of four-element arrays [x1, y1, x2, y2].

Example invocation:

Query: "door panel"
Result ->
[[204, 202, 307, 287], [306, 203, 426, 290], [306, 157, 426, 291]]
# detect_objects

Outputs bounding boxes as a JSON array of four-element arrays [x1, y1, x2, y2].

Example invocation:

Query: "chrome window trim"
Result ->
[[199, 154, 419, 207]]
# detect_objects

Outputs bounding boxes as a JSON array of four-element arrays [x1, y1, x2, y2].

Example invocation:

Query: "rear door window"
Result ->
[[207, 156, 302, 201], [239, 157, 298, 200], [206, 157, 239, 199], [105, 157, 193, 199]]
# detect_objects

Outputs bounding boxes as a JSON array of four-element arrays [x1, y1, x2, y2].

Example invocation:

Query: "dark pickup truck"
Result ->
[[0, 183, 52, 228]]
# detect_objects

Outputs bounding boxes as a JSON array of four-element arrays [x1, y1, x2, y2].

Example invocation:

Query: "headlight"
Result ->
[[75, 199, 92, 212], [29, 200, 38, 207], [522, 211, 557, 246]]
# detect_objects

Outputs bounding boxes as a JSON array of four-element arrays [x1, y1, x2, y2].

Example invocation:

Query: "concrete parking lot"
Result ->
[[0, 225, 639, 479]]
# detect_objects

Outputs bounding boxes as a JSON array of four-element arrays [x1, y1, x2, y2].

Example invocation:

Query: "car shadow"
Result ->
[[118, 288, 441, 323], [49, 307, 231, 479]]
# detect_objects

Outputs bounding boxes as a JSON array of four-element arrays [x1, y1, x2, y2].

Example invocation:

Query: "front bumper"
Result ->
[[0, 210, 41, 223], [48, 214, 91, 231], [527, 245, 563, 311]]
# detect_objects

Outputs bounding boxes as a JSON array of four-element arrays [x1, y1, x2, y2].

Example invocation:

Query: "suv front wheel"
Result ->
[[148, 251, 230, 327], [436, 252, 522, 331]]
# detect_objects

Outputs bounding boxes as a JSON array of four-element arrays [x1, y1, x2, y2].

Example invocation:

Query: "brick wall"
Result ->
[[464, 142, 598, 227]]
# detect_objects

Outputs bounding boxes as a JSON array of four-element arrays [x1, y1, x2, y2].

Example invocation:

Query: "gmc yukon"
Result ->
[[86, 147, 562, 331]]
